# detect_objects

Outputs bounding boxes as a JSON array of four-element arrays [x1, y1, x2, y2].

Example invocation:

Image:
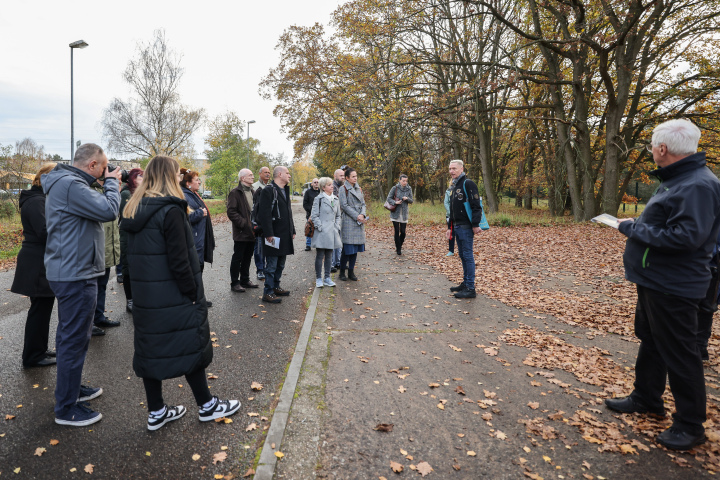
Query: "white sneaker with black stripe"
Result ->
[[198, 397, 241, 422], [147, 405, 186, 431]]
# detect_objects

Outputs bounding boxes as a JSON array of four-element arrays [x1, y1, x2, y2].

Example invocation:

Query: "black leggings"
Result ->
[[142, 368, 212, 412], [340, 252, 357, 271], [393, 221, 407, 247]]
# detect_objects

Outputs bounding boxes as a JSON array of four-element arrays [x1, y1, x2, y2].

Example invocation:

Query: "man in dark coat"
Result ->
[[446, 159, 483, 299], [227, 168, 259, 292], [253, 166, 272, 280], [604, 119, 720, 451], [257, 166, 296, 304], [303, 178, 320, 250], [331, 169, 345, 270]]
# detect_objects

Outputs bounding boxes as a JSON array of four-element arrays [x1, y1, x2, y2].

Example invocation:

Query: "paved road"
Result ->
[[0, 203, 313, 479]]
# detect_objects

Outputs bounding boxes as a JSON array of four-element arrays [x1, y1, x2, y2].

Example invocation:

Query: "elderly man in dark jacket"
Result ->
[[42, 143, 121, 427], [446, 160, 483, 299], [227, 168, 259, 292], [604, 119, 720, 451], [303, 178, 320, 250], [257, 166, 296, 304]]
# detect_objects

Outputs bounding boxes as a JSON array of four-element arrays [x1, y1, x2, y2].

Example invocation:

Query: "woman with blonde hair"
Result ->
[[11, 162, 57, 368], [121, 156, 239, 431]]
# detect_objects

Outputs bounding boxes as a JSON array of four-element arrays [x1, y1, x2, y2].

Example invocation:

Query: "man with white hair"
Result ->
[[227, 169, 259, 292], [605, 119, 720, 451], [446, 159, 483, 299]]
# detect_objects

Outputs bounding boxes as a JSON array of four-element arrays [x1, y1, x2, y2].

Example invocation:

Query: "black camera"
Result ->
[[107, 164, 129, 183]]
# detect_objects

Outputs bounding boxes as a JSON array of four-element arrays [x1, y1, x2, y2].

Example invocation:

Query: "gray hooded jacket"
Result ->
[[41, 163, 120, 282]]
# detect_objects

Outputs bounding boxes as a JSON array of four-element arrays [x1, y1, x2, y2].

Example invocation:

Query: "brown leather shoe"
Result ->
[[274, 287, 290, 296], [231, 284, 246, 293], [262, 292, 281, 304], [241, 281, 259, 289]]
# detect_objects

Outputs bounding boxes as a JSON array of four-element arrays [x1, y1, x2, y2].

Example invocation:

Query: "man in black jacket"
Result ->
[[446, 160, 483, 299], [303, 178, 320, 251], [605, 119, 720, 451], [257, 166, 296, 304]]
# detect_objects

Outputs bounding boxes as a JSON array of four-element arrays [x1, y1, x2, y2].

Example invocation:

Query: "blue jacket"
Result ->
[[619, 152, 720, 298], [41, 163, 119, 282], [182, 186, 214, 263]]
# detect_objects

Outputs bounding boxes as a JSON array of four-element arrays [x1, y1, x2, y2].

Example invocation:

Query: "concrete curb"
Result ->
[[254, 286, 321, 479]]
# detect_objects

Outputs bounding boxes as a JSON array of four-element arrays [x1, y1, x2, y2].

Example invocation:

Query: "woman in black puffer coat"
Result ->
[[121, 156, 239, 431], [11, 163, 57, 368]]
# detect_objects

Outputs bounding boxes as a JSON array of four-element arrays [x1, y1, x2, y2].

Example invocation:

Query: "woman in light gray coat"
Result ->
[[387, 174, 413, 255], [338, 167, 367, 281], [311, 177, 342, 287]]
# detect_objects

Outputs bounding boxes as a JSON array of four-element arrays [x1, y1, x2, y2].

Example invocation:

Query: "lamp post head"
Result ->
[[69, 40, 89, 49], [248, 120, 256, 125]]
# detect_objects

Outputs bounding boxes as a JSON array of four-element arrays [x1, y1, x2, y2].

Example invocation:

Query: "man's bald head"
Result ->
[[334, 169, 345, 182]]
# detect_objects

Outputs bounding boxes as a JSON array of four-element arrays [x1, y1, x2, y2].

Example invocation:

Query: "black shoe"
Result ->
[[305, 246, 312, 251], [231, 284, 246, 293], [347, 270, 358, 281], [262, 292, 281, 304], [274, 287, 290, 296], [656, 426, 706, 450], [126, 300, 133, 313], [206, 300, 213, 308], [396, 248, 401, 255], [95, 317, 120, 328], [91, 326, 105, 336], [241, 281, 259, 289], [257, 271, 265, 280], [330, 266, 338, 273], [23, 356, 57, 368], [338, 271, 348, 281], [116, 274, 123, 284], [450, 283, 466, 292], [454, 288, 476, 299], [604, 396, 665, 416], [45, 350, 56, 357]]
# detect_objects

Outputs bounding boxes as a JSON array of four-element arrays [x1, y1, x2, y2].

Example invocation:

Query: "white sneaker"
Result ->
[[323, 278, 336, 287], [198, 397, 241, 422], [315, 278, 324, 288], [147, 404, 186, 431], [446, 251, 454, 257]]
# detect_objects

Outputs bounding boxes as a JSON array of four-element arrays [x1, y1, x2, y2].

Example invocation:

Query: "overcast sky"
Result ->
[[0, 0, 342, 160]]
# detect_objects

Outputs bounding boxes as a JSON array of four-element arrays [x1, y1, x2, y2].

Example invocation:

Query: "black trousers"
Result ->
[[142, 368, 212, 412], [697, 261, 719, 351], [631, 285, 706, 435], [22, 296, 55, 365], [230, 241, 255, 285], [393, 221, 407, 248]]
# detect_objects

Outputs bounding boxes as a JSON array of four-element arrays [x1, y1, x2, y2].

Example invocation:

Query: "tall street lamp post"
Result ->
[[246, 120, 256, 169], [70, 40, 89, 161]]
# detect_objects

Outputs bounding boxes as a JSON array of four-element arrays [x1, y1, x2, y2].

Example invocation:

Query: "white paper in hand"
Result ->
[[591, 213, 620, 229], [264, 237, 280, 249]]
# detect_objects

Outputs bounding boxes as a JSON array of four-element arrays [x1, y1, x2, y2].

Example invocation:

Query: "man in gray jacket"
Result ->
[[42, 143, 121, 427]]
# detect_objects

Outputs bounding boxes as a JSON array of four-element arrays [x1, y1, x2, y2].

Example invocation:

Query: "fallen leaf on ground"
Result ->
[[528, 402, 539, 410], [243, 469, 256, 477], [246, 422, 258, 431], [275, 451, 284, 459], [213, 451, 227, 464], [398, 386, 407, 393], [416, 461, 433, 476], [34, 447, 46, 456], [374, 423, 394, 432], [192, 454, 200, 461], [84, 464, 94, 474], [467, 450, 476, 456], [50, 439, 59, 446], [455, 386, 466, 395], [251, 382, 263, 391], [390, 461, 404, 473]]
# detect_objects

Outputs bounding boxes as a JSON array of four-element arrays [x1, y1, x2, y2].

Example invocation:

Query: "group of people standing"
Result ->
[[12, 145, 238, 431]]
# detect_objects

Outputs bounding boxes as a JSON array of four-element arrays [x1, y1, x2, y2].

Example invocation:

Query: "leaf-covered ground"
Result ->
[[366, 222, 720, 474]]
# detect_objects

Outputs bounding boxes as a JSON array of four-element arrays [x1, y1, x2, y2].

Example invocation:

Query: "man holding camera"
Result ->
[[42, 143, 121, 426]]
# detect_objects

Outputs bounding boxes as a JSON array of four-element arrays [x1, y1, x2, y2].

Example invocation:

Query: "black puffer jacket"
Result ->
[[120, 196, 212, 380], [620, 152, 720, 298], [303, 187, 320, 219], [11, 186, 54, 297]]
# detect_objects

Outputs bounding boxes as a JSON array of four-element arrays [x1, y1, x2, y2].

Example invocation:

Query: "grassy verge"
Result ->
[[204, 199, 226, 216], [0, 212, 23, 261], [367, 199, 646, 227]]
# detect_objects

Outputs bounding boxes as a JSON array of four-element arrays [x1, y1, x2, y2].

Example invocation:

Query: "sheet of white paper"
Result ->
[[264, 237, 280, 249], [591, 213, 620, 229]]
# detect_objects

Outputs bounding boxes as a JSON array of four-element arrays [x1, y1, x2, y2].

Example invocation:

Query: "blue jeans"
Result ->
[[332, 248, 342, 267], [49, 278, 98, 416], [264, 255, 287, 294], [454, 225, 475, 290], [254, 237, 265, 273], [306, 236, 312, 247], [94, 267, 111, 323]]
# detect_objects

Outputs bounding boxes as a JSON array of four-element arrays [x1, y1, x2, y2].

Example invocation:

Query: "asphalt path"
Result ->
[[0, 202, 312, 479]]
